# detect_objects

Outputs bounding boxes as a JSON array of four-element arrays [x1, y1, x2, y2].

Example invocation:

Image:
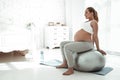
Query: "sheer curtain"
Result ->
[[110, 0, 120, 52]]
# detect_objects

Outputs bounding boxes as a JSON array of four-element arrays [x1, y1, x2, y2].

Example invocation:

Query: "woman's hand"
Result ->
[[97, 49, 107, 55]]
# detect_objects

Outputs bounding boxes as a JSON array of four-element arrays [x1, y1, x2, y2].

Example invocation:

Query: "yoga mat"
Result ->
[[92, 67, 113, 76], [40, 59, 62, 67], [40, 59, 113, 76]]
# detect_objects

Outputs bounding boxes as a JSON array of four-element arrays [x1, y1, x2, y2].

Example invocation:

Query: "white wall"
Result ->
[[65, 0, 85, 40]]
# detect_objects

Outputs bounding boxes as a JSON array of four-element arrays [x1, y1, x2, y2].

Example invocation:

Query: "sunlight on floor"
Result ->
[[0, 49, 120, 80]]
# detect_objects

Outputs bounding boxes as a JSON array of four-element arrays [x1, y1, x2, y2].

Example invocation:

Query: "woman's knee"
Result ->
[[60, 41, 66, 47], [64, 43, 72, 51], [60, 41, 72, 47]]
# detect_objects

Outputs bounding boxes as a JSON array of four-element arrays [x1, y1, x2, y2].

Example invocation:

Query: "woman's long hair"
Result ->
[[87, 7, 99, 22]]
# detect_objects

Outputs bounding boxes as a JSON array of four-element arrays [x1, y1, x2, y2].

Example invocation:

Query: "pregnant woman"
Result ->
[[56, 7, 106, 75]]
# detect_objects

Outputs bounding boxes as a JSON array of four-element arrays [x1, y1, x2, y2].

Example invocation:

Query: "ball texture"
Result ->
[[73, 50, 105, 72]]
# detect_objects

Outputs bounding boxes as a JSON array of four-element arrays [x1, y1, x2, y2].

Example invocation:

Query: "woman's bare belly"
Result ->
[[74, 29, 92, 42]]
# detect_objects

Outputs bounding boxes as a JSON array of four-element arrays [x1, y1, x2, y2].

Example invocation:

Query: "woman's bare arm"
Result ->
[[91, 20, 106, 55]]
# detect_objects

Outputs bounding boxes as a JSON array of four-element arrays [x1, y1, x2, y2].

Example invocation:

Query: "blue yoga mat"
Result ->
[[40, 59, 113, 76], [92, 67, 113, 75], [40, 59, 62, 67]]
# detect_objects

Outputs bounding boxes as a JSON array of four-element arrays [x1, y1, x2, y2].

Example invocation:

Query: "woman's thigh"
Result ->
[[64, 41, 93, 53], [60, 41, 73, 47]]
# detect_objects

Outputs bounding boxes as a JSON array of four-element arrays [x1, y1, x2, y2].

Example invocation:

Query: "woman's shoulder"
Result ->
[[84, 20, 97, 23], [90, 20, 98, 26], [91, 20, 98, 24]]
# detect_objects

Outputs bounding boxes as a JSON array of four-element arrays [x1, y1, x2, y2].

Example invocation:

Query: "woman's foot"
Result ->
[[63, 68, 74, 75], [56, 64, 68, 68]]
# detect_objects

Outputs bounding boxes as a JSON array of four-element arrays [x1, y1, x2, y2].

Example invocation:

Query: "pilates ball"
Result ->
[[76, 50, 105, 71]]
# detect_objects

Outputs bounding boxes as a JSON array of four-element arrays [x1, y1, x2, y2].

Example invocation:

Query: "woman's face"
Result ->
[[84, 9, 93, 19]]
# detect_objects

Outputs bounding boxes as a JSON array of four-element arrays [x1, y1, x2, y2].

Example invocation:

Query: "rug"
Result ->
[[40, 59, 113, 76]]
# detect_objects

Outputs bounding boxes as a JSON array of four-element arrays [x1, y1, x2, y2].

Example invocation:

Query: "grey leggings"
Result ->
[[60, 41, 94, 67]]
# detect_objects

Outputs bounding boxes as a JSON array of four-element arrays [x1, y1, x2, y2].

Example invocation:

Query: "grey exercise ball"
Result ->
[[73, 50, 105, 72]]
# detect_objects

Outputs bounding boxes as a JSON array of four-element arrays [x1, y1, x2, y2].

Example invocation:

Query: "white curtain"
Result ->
[[110, 0, 120, 52]]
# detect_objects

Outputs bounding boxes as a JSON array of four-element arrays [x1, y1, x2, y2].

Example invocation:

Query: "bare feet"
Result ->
[[56, 64, 68, 68], [63, 68, 74, 75]]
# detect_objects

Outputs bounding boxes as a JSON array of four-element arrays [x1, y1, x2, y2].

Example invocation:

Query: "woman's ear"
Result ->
[[91, 12, 94, 16]]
